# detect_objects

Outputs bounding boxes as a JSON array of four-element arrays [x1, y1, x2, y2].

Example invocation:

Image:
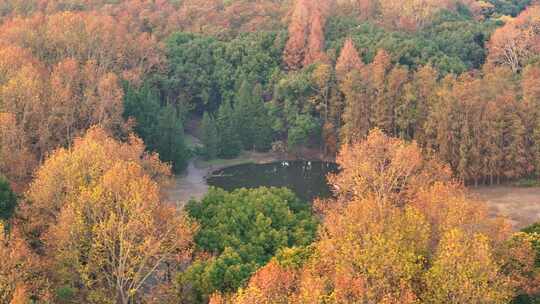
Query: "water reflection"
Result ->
[[206, 161, 338, 202]]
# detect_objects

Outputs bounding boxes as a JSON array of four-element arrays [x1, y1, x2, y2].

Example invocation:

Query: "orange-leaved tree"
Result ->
[[20, 126, 170, 244], [329, 128, 452, 205], [0, 222, 49, 303], [283, 0, 329, 70], [487, 5, 540, 72]]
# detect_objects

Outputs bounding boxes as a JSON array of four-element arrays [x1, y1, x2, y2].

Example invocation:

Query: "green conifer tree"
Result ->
[[123, 83, 161, 149], [217, 100, 242, 158], [201, 112, 219, 160], [155, 104, 190, 173], [251, 84, 273, 151], [233, 80, 273, 151], [234, 80, 256, 149]]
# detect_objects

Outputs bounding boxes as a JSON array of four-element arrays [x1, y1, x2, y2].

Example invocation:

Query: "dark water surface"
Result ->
[[206, 161, 338, 202]]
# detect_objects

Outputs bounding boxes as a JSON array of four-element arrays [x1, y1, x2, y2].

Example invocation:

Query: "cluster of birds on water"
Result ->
[[281, 161, 321, 170], [211, 160, 330, 177]]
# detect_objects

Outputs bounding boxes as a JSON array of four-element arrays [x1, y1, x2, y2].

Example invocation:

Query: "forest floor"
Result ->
[[471, 186, 540, 230]]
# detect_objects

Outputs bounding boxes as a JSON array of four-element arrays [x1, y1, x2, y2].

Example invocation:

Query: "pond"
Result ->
[[206, 160, 339, 202]]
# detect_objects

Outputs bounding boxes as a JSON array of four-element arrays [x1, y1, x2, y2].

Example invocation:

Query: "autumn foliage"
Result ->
[[216, 130, 540, 303], [329, 129, 452, 204], [5, 127, 195, 303], [335, 38, 364, 81], [283, 0, 329, 70], [487, 5, 540, 72], [0, 223, 43, 303], [20, 127, 170, 241], [0, 10, 164, 188], [335, 0, 475, 30], [1, 0, 540, 303], [46, 161, 194, 303]]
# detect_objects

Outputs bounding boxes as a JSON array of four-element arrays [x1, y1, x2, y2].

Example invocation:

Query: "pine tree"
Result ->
[[340, 69, 371, 143], [252, 84, 273, 151], [371, 50, 393, 134], [123, 83, 161, 150], [522, 65, 540, 177], [503, 101, 528, 179], [217, 100, 242, 158], [234, 81, 273, 151], [201, 112, 219, 160], [155, 104, 190, 173], [234, 80, 256, 149]]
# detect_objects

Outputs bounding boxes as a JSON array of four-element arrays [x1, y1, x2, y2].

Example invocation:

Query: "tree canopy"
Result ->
[[180, 187, 317, 302]]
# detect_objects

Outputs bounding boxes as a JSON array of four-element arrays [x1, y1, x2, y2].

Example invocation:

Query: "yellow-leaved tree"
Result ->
[[46, 161, 194, 303], [18, 126, 195, 303]]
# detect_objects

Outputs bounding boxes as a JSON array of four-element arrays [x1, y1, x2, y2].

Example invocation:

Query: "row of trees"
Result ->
[[0, 0, 531, 38], [330, 39, 540, 184], [0, 0, 289, 38]]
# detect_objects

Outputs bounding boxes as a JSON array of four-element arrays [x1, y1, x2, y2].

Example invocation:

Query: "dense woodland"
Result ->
[[1, 0, 540, 303]]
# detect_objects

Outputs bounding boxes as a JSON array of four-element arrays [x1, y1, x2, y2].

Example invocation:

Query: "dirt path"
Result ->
[[167, 160, 209, 206], [471, 186, 540, 230]]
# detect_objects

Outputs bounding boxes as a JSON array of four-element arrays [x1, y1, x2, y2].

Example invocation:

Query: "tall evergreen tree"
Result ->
[[340, 69, 371, 143], [123, 83, 161, 149], [234, 80, 256, 149], [217, 100, 242, 158], [234, 81, 273, 151], [201, 112, 219, 160], [371, 50, 393, 133], [251, 84, 273, 151], [155, 104, 190, 173]]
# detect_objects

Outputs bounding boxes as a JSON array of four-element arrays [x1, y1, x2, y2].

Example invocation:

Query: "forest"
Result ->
[[0, 0, 540, 303]]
